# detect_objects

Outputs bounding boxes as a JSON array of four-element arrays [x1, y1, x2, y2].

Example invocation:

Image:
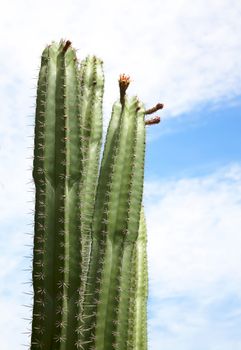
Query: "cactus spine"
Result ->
[[30, 40, 162, 350]]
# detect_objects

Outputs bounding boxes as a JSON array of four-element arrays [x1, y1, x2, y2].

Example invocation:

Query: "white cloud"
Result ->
[[144, 163, 241, 349], [0, 222, 33, 349], [0, 298, 31, 350], [145, 163, 241, 296]]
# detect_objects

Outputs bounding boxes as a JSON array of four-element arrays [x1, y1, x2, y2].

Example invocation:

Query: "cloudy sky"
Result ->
[[1, 0, 241, 349]]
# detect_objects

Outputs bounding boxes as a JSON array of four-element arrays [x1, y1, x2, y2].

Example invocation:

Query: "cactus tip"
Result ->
[[63, 40, 72, 52], [119, 73, 131, 105]]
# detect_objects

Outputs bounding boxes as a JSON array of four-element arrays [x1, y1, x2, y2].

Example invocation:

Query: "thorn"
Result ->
[[22, 291, 33, 296], [21, 317, 32, 321]]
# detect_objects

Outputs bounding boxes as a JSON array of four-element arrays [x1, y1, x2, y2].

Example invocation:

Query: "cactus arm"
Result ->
[[32, 41, 74, 348], [31, 43, 59, 349], [128, 206, 148, 350], [57, 45, 83, 348], [94, 96, 141, 350], [115, 102, 146, 350], [138, 208, 148, 350], [77, 100, 123, 347], [51, 41, 70, 348], [91, 100, 123, 235], [31, 41, 104, 349], [78, 55, 104, 295], [79, 79, 146, 349]]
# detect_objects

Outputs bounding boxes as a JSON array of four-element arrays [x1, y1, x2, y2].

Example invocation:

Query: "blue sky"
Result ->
[[0, 0, 241, 349], [146, 102, 241, 180]]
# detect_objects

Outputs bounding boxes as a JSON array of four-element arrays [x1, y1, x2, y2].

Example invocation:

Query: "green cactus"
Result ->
[[30, 40, 162, 350]]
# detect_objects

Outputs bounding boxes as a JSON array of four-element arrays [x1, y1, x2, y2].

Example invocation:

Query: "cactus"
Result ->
[[30, 40, 162, 350]]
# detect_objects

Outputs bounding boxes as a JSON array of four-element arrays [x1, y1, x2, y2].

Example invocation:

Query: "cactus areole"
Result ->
[[30, 40, 163, 350]]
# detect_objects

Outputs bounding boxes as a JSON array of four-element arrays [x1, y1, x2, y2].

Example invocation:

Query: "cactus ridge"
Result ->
[[30, 40, 163, 350], [32, 43, 58, 349]]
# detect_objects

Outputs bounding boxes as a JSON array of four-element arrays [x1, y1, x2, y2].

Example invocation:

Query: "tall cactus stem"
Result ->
[[31, 41, 104, 349]]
